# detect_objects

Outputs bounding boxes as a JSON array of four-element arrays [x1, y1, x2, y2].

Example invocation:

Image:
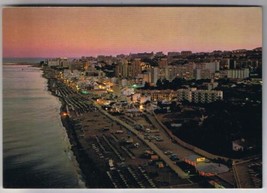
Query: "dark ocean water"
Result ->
[[2, 57, 78, 64], [3, 58, 46, 64], [3, 65, 85, 188]]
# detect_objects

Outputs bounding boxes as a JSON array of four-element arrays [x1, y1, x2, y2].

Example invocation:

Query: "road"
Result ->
[[232, 162, 241, 188], [232, 160, 256, 188], [92, 101, 190, 179], [144, 112, 196, 158]]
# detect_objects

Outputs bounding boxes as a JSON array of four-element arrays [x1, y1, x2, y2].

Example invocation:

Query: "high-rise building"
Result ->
[[227, 68, 250, 79], [167, 52, 180, 63], [165, 65, 177, 81], [159, 58, 168, 68], [142, 72, 150, 84], [194, 68, 212, 80], [220, 58, 230, 69], [204, 62, 219, 73], [229, 59, 237, 69], [181, 51, 192, 57], [132, 58, 142, 77], [150, 67, 159, 85], [176, 64, 194, 80], [115, 59, 128, 78]]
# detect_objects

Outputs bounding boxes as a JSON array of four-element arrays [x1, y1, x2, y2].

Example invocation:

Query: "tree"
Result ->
[[143, 82, 150, 89], [40, 61, 47, 66], [170, 77, 186, 90], [162, 78, 170, 89], [157, 101, 163, 108], [170, 101, 177, 112], [141, 58, 158, 66], [156, 79, 163, 89]]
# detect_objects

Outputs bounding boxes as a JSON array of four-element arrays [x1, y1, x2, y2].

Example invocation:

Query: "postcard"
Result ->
[[2, 6, 262, 189]]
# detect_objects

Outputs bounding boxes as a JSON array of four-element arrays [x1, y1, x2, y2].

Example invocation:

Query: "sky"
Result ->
[[3, 7, 262, 58]]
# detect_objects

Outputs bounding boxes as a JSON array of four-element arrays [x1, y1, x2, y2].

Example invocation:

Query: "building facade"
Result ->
[[226, 68, 250, 79]]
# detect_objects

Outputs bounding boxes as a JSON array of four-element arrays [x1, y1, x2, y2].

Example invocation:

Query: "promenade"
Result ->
[[51, 74, 193, 188]]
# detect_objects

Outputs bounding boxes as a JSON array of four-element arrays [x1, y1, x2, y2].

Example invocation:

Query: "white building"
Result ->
[[121, 87, 135, 96], [232, 139, 246, 151], [177, 89, 192, 102], [47, 58, 69, 68], [121, 79, 128, 87], [227, 68, 250, 79], [165, 65, 177, 81], [132, 93, 141, 102], [150, 67, 159, 85], [140, 95, 151, 104], [194, 68, 211, 80], [191, 90, 223, 103], [204, 62, 220, 73], [47, 58, 60, 67]]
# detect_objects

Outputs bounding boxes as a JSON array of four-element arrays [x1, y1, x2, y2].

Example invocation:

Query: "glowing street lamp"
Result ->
[[61, 112, 68, 116]]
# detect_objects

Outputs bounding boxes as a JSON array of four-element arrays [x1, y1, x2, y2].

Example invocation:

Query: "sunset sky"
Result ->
[[3, 7, 262, 58]]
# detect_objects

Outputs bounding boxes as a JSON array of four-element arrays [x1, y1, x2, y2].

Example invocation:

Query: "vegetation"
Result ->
[[142, 77, 213, 90], [164, 101, 262, 158]]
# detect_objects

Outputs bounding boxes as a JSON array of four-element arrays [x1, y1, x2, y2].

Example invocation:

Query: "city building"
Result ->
[[167, 52, 180, 63], [229, 59, 237, 69], [137, 88, 223, 103], [194, 62, 219, 79], [203, 80, 219, 90], [115, 59, 128, 78], [205, 62, 220, 73], [130, 52, 154, 59], [226, 68, 250, 79], [136, 90, 176, 102], [176, 64, 194, 80], [150, 67, 159, 85], [181, 51, 192, 57], [129, 58, 142, 78], [194, 68, 211, 80], [184, 155, 206, 167], [47, 58, 60, 67], [158, 58, 168, 68], [191, 90, 223, 103], [176, 89, 192, 102], [232, 139, 247, 151], [184, 155, 229, 177], [165, 65, 177, 81], [47, 58, 69, 68]]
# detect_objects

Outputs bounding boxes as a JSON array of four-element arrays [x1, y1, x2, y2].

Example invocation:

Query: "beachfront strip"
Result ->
[[42, 59, 261, 189], [42, 48, 262, 188]]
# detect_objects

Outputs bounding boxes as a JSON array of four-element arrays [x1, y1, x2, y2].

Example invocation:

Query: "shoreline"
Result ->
[[43, 68, 88, 188], [43, 67, 112, 188]]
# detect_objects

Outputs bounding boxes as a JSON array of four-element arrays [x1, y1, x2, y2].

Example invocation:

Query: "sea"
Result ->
[[2, 61, 85, 188], [3, 58, 47, 64]]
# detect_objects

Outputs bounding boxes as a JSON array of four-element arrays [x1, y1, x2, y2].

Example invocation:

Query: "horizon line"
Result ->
[[3, 46, 262, 59]]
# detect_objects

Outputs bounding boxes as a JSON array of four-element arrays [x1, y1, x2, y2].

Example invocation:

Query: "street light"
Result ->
[[61, 112, 68, 116]]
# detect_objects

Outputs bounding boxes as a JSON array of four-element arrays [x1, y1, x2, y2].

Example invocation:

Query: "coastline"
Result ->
[[39, 66, 253, 189], [42, 67, 112, 188]]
